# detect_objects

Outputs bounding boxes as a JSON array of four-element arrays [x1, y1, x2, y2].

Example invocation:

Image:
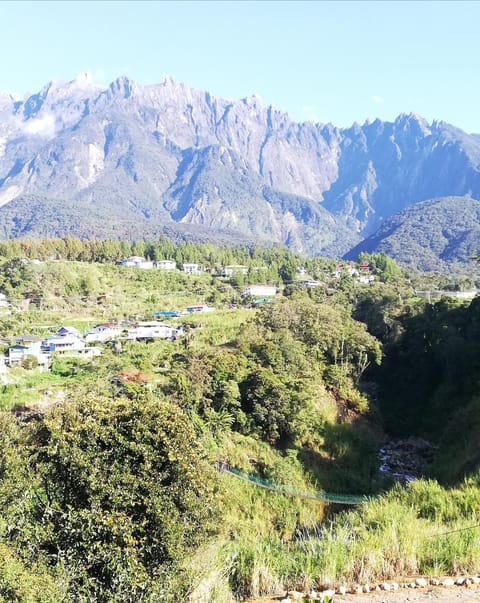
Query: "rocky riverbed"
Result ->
[[378, 437, 436, 482]]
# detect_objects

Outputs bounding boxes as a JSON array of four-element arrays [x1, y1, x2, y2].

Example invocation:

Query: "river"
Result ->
[[378, 437, 436, 482]]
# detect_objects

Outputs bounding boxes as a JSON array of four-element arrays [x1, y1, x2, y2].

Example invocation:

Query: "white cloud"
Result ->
[[73, 70, 108, 89], [91, 68, 107, 85], [301, 105, 321, 122], [23, 113, 56, 137], [372, 95, 384, 105]]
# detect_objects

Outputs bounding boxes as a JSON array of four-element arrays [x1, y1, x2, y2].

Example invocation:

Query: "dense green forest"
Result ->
[[345, 196, 480, 272], [0, 238, 480, 601]]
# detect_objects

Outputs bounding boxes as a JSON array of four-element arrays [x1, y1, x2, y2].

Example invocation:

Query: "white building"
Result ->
[[121, 256, 154, 269], [357, 275, 375, 285], [70, 347, 102, 358], [42, 334, 86, 354], [182, 263, 202, 275], [242, 284, 277, 297], [126, 322, 182, 341], [299, 280, 320, 288], [7, 338, 50, 368], [222, 265, 248, 277], [156, 260, 177, 270], [84, 324, 122, 343]]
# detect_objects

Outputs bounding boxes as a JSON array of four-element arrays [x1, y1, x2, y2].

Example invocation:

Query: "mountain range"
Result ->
[[1, 73, 480, 267]]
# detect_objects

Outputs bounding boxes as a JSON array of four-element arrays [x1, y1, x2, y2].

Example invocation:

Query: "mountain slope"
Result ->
[[1, 74, 480, 260], [162, 144, 358, 255], [344, 196, 480, 270]]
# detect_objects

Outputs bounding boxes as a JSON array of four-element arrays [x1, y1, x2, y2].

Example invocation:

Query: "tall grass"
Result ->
[[189, 474, 480, 600]]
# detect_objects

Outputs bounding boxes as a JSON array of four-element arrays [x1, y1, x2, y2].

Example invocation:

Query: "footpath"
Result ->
[[335, 585, 480, 602], [250, 583, 480, 603]]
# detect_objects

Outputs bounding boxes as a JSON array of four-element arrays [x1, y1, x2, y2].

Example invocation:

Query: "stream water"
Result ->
[[378, 437, 435, 482]]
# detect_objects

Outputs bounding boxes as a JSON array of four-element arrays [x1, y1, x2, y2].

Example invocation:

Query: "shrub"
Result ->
[[20, 392, 219, 601], [21, 354, 38, 370]]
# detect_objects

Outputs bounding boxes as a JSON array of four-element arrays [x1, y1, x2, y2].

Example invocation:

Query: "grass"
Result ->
[[186, 431, 326, 600], [184, 427, 480, 601], [181, 308, 253, 349], [207, 477, 480, 599], [0, 367, 72, 411]]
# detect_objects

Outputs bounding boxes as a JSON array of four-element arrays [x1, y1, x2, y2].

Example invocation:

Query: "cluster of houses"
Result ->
[[2, 319, 187, 373], [0, 287, 284, 374], [333, 262, 375, 284], [5, 326, 102, 371], [121, 257, 180, 271], [242, 284, 277, 297], [294, 262, 375, 288], [120, 257, 210, 274], [120, 259, 272, 279], [120, 256, 377, 288]]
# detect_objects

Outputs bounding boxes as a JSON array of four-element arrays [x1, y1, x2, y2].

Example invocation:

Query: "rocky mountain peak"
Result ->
[[162, 74, 180, 88], [394, 112, 432, 136], [161, 75, 200, 102], [108, 75, 138, 99], [242, 93, 262, 108], [0, 74, 479, 264]]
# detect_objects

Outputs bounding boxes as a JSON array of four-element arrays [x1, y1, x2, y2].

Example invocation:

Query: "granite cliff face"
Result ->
[[1, 74, 480, 259]]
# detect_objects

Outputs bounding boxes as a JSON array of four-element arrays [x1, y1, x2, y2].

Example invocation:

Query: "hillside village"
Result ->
[[0, 254, 379, 380], [2, 238, 480, 601], [0, 246, 476, 392]]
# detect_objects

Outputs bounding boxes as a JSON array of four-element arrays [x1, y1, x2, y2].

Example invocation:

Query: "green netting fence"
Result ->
[[216, 462, 369, 505]]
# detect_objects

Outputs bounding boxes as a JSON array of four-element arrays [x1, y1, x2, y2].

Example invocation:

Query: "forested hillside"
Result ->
[[345, 196, 480, 271], [0, 240, 480, 601]]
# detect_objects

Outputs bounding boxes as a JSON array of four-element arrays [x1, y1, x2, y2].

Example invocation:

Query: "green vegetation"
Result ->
[[376, 295, 480, 483], [0, 240, 480, 601], [347, 196, 480, 272]]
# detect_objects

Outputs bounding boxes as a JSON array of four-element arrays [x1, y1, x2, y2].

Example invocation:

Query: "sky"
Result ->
[[1, 0, 480, 132]]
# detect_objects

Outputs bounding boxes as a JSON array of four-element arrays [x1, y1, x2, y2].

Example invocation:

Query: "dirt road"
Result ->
[[251, 585, 480, 603], [335, 585, 480, 602]]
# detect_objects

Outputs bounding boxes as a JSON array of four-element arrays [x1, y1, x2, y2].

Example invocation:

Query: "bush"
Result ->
[[239, 368, 302, 445], [19, 392, 219, 601], [21, 354, 38, 370]]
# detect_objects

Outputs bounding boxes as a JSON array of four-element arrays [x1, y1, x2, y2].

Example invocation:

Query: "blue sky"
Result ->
[[1, 0, 480, 132]]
